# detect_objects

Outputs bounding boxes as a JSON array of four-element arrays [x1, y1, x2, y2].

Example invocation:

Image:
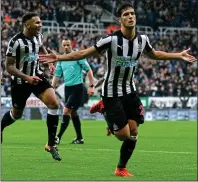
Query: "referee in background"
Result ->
[[52, 39, 95, 145]]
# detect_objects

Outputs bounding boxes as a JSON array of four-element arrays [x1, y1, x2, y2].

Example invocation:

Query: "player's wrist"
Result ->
[[22, 74, 30, 81], [56, 55, 61, 61]]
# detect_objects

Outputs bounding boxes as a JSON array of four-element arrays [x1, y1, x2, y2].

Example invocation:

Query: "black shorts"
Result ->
[[102, 93, 144, 133], [79, 84, 89, 107], [64, 83, 84, 111], [11, 76, 52, 109]]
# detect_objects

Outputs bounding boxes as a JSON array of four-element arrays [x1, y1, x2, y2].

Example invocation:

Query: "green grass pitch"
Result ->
[[1, 120, 197, 181]]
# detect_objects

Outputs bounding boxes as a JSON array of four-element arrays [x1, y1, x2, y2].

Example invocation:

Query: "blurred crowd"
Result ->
[[122, 0, 197, 29], [136, 31, 197, 97], [1, 0, 197, 98], [2, 0, 197, 28], [1, 0, 103, 26]]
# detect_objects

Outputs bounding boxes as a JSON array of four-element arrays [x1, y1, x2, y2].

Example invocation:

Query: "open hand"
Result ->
[[180, 48, 196, 62], [39, 49, 58, 64]]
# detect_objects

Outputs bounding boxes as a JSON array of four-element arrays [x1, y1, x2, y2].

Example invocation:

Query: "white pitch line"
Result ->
[[65, 147, 195, 154], [137, 150, 195, 154], [2, 146, 195, 154]]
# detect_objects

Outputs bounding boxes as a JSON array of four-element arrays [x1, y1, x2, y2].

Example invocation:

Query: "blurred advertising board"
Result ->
[[1, 97, 46, 107], [148, 97, 197, 108], [145, 109, 197, 121], [1, 97, 197, 121]]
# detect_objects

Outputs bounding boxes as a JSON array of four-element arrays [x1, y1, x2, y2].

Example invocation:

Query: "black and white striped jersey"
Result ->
[[6, 32, 44, 83], [94, 30, 153, 97]]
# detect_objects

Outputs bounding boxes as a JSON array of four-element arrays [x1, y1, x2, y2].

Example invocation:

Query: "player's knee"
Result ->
[[115, 133, 130, 141], [130, 130, 138, 137], [63, 107, 72, 115], [47, 100, 59, 110], [114, 124, 131, 141]]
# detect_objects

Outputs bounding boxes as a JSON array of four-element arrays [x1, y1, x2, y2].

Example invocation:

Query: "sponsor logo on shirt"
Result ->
[[23, 53, 38, 62], [115, 56, 137, 67]]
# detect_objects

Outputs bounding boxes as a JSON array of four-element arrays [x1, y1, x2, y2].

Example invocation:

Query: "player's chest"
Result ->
[[111, 37, 142, 57], [18, 37, 41, 54]]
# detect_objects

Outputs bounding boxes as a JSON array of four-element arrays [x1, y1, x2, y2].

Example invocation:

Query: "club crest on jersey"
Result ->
[[115, 56, 137, 67], [23, 53, 38, 62]]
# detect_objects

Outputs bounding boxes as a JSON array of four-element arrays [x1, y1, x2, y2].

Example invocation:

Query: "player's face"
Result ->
[[27, 16, 42, 36], [62, 40, 72, 53], [120, 8, 136, 28]]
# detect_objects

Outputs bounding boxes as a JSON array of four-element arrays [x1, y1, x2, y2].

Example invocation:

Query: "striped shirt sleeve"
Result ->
[[38, 33, 43, 47], [6, 39, 19, 57], [94, 36, 112, 53], [144, 35, 153, 52]]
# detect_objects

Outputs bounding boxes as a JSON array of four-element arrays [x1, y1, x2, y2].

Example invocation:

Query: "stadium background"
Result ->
[[1, 0, 197, 181]]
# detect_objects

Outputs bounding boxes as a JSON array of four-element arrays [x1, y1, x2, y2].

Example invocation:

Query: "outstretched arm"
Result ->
[[39, 35, 112, 64], [39, 46, 99, 63], [40, 45, 56, 74], [57, 47, 98, 61], [146, 48, 196, 62]]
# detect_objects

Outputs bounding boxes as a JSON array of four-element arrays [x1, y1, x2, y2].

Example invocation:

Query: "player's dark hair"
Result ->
[[22, 12, 38, 23], [62, 38, 71, 41], [116, 3, 134, 17]]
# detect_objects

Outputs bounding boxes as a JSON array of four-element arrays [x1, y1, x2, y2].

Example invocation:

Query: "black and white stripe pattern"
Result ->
[[6, 32, 43, 83], [94, 30, 153, 97]]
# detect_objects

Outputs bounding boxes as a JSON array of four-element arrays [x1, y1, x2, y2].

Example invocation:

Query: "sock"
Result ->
[[117, 139, 137, 168], [46, 113, 59, 146], [1, 111, 16, 132], [57, 115, 70, 140], [71, 114, 83, 140]]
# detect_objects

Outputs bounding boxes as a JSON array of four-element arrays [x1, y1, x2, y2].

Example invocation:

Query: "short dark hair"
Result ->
[[22, 12, 38, 23], [116, 3, 134, 17], [62, 39, 71, 42]]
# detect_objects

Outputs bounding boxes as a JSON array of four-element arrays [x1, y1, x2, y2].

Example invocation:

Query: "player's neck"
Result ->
[[23, 29, 33, 38], [121, 26, 136, 40]]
